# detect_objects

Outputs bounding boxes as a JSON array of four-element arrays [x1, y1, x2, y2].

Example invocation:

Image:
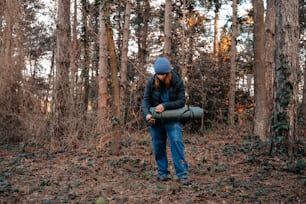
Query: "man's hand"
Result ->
[[146, 114, 155, 124], [155, 104, 164, 113]]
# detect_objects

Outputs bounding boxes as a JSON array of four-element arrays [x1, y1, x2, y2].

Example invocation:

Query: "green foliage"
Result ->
[[276, 63, 293, 107], [0, 175, 11, 192], [222, 143, 237, 157], [286, 158, 306, 174], [271, 113, 289, 154], [112, 117, 120, 125], [87, 158, 95, 166], [43, 199, 52, 204], [214, 162, 227, 173], [40, 178, 51, 187], [272, 112, 289, 134], [95, 197, 109, 204], [271, 61, 293, 154], [276, 62, 293, 108], [156, 183, 167, 190], [278, 82, 293, 107]]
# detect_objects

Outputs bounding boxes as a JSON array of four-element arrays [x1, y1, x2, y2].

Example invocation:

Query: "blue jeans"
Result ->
[[149, 122, 188, 178]]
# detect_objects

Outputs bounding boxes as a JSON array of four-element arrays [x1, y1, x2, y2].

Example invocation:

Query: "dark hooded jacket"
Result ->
[[141, 71, 185, 120]]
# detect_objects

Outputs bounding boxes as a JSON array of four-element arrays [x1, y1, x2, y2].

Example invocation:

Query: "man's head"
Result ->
[[154, 57, 171, 74]]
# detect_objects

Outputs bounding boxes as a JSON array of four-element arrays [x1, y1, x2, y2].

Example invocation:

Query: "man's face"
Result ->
[[156, 73, 167, 81]]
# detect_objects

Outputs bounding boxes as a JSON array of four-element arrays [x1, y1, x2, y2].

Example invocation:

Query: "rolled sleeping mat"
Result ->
[[150, 106, 203, 121]]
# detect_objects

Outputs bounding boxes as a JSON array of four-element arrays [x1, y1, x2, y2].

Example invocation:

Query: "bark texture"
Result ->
[[272, 0, 299, 154], [253, 0, 268, 141], [228, 0, 238, 125]]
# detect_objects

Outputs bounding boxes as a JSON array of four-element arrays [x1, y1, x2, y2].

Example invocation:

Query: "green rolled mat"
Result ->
[[150, 106, 203, 121]]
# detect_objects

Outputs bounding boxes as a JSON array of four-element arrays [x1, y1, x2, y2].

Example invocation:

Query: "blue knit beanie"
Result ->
[[154, 57, 171, 74]]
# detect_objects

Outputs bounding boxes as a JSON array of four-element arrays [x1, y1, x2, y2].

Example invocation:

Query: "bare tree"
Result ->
[[228, 0, 238, 125], [68, 0, 81, 146], [179, 1, 188, 82], [104, 4, 121, 155], [213, 1, 220, 69], [132, 0, 150, 129], [53, 0, 71, 146], [302, 54, 306, 135], [265, 0, 276, 141], [98, 2, 110, 134], [253, 0, 267, 140], [0, 0, 23, 141], [136, 0, 150, 81], [164, 0, 172, 59], [120, 0, 132, 125], [299, 0, 306, 136], [205, 0, 222, 69], [81, 0, 90, 114]]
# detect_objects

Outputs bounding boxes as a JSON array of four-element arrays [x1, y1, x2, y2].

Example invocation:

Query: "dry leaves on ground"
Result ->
[[0, 127, 305, 203]]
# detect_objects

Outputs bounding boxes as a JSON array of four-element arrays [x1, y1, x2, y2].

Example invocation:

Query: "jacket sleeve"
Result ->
[[162, 73, 185, 110], [141, 78, 153, 119]]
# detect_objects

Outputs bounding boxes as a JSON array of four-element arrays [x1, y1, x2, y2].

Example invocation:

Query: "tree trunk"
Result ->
[[187, 34, 194, 68], [104, 6, 121, 155], [180, 0, 188, 82], [253, 0, 268, 141], [0, 0, 23, 141], [228, 0, 238, 125], [0, 1, 4, 44], [134, 0, 150, 128], [265, 0, 276, 142], [300, 0, 306, 137], [272, 0, 299, 155], [120, 0, 132, 125], [213, 1, 220, 70], [1, 0, 13, 76], [53, 0, 71, 145], [98, 3, 110, 134], [136, 0, 150, 83], [115, 1, 122, 59], [302, 54, 306, 137], [81, 0, 90, 113], [68, 0, 80, 145], [164, 0, 172, 59]]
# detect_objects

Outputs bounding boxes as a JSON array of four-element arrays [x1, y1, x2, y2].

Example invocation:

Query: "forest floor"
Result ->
[[0, 125, 305, 204]]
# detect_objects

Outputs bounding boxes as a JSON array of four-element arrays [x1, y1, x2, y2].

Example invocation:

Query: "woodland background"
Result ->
[[0, 0, 305, 203]]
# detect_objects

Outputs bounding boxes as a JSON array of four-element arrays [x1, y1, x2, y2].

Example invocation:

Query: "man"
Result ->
[[142, 57, 190, 185]]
